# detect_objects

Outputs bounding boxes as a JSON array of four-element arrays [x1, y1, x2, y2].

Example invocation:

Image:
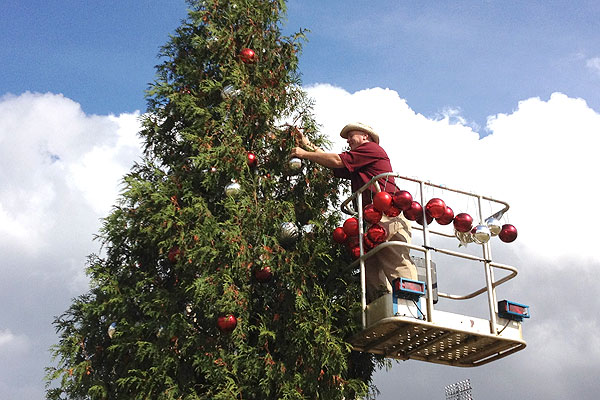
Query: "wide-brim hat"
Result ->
[[340, 122, 380, 144]]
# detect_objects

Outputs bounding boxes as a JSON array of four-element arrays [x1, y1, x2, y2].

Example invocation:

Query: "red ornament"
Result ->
[[426, 198, 446, 219], [416, 210, 434, 226], [343, 217, 359, 236], [363, 204, 382, 224], [393, 190, 413, 211], [247, 152, 258, 168], [332, 227, 348, 244], [217, 314, 238, 333], [366, 224, 387, 244], [168, 246, 181, 263], [499, 224, 518, 243], [373, 192, 393, 212], [436, 206, 454, 225], [254, 266, 272, 283], [384, 205, 401, 217], [403, 201, 423, 221], [239, 48, 257, 63], [363, 234, 376, 251], [453, 213, 473, 233], [350, 246, 361, 259], [346, 235, 360, 249]]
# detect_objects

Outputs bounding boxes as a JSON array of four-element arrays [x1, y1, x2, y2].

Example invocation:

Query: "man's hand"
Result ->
[[291, 146, 308, 159]]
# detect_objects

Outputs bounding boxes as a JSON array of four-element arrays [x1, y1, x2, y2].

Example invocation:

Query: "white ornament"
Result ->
[[279, 222, 299, 244], [288, 157, 302, 174]]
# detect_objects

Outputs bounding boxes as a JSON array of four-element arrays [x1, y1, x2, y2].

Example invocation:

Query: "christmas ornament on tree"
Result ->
[[403, 201, 423, 221], [373, 192, 393, 212], [254, 266, 273, 283], [224, 181, 241, 196], [221, 84, 240, 99], [471, 224, 491, 244], [346, 235, 359, 250], [288, 157, 302, 174], [332, 227, 348, 244], [247, 152, 258, 168], [217, 314, 237, 334], [485, 217, 502, 236], [279, 222, 299, 245], [168, 246, 181, 263], [499, 224, 518, 242], [393, 190, 413, 211], [362, 234, 375, 251], [425, 198, 446, 218], [239, 48, 257, 63], [436, 206, 455, 225], [342, 217, 359, 236], [363, 204, 382, 224], [108, 322, 117, 339], [453, 213, 473, 233]]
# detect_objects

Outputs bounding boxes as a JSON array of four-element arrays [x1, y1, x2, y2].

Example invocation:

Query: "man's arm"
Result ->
[[291, 147, 344, 169]]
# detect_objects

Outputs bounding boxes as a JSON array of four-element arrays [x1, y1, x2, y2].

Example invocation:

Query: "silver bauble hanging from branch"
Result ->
[[279, 222, 299, 245], [224, 181, 241, 196], [287, 157, 302, 174]]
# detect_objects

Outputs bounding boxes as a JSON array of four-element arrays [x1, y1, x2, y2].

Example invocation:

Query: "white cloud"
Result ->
[[0, 329, 29, 354], [586, 57, 600, 77]]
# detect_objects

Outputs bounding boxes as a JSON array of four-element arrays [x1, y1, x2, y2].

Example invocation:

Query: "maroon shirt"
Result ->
[[333, 141, 398, 205]]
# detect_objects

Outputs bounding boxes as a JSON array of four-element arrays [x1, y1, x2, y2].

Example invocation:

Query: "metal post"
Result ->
[[357, 193, 367, 329], [419, 181, 434, 322], [477, 195, 497, 334]]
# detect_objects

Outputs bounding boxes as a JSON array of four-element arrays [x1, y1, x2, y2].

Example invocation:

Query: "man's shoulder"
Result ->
[[355, 141, 387, 156]]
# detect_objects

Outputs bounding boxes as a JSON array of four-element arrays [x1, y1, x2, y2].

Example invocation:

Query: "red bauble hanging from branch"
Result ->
[[332, 227, 348, 244], [217, 314, 238, 334], [247, 152, 258, 168], [343, 217, 359, 237], [239, 48, 258, 63], [254, 266, 273, 283]]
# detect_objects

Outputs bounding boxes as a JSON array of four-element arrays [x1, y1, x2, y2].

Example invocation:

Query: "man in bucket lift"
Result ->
[[291, 122, 417, 302]]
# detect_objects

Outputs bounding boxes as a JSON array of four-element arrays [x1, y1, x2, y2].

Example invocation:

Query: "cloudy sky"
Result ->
[[1, 1, 599, 399]]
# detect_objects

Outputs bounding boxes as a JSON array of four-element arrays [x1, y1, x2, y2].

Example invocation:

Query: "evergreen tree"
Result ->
[[46, 1, 381, 398]]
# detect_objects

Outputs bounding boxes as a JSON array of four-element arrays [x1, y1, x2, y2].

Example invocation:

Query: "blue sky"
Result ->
[[2, 1, 600, 399]]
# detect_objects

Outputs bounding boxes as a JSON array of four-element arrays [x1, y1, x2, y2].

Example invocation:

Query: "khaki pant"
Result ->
[[365, 213, 417, 302]]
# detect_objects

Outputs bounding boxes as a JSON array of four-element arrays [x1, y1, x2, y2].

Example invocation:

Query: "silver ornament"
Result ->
[[455, 230, 473, 246], [472, 224, 491, 244], [224, 181, 241, 196], [221, 85, 241, 99], [288, 157, 302, 174], [485, 217, 502, 236], [108, 322, 117, 339], [279, 222, 299, 244]]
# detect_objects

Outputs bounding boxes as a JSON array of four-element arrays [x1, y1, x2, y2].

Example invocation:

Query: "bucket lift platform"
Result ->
[[342, 174, 529, 367]]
